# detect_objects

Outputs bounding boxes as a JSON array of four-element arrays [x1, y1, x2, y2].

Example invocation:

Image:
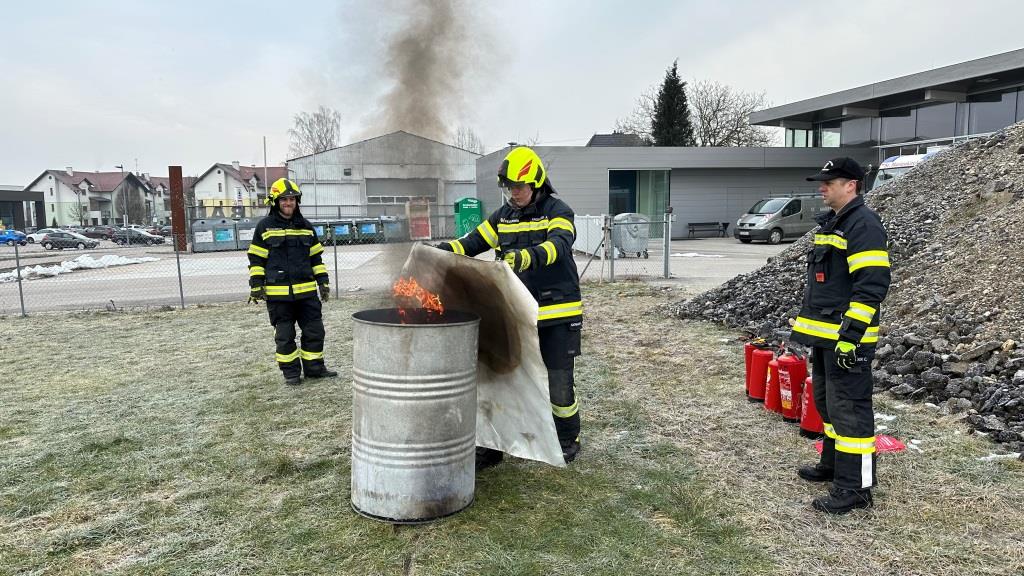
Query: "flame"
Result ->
[[392, 276, 444, 318]]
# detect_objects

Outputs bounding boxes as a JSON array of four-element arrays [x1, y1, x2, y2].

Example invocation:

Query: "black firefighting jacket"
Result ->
[[247, 210, 329, 301], [443, 190, 582, 327], [790, 195, 891, 349]]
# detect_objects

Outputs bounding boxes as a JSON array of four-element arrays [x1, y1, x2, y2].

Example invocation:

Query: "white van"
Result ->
[[734, 195, 827, 244]]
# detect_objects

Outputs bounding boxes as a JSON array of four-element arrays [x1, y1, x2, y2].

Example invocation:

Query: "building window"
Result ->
[[786, 128, 809, 147], [344, 168, 352, 176], [915, 102, 955, 141], [840, 117, 874, 147], [218, 183, 222, 193], [880, 108, 916, 145], [817, 121, 841, 147], [969, 89, 1017, 134], [955, 101, 969, 136]]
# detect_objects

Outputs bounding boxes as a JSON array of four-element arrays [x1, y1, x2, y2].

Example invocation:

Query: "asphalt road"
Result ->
[[0, 238, 790, 314]]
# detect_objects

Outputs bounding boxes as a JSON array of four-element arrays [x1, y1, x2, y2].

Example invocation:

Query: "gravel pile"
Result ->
[[669, 122, 1024, 451]]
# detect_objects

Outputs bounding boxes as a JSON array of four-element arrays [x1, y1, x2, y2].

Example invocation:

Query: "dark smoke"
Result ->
[[367, 0, 470, 142]]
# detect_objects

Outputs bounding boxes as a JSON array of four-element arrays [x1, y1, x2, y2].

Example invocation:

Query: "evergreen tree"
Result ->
[[651, 60, 696, 146]]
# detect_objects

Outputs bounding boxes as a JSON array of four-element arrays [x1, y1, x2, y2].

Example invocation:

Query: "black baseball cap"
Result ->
[[806, 157, 865, 182]]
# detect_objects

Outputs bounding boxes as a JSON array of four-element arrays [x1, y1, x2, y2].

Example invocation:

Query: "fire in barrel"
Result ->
[[350, 277, 480, 523]]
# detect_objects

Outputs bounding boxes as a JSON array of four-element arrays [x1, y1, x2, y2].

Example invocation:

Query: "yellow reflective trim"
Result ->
[[451, 239, 466, 255], [497, 219, 550, 233], [477, 221, 499, 249], [312, 264, 328, 276], [276, 349, 301, 363], [309, 243, 324, 257], [844, 302, 874, 324], [249, 266, 265, 277], [293, 281, 318, 294], [262, 229, 314, 241], [299, 348, 324, 361], [551, 400, 579, 418], [847, 250, 890, 272], [823, 423, 837, 439], [265, 285, 290, 296], [519, 249, 531, 271], [547, 217, 575, 234], [814, 234, 848, 250], [835, 434, 876, 455], [539, 240, 556, 265], [247, 244, 268, 258], [538, 300, 583, 321], [792, 316, 879, 344]]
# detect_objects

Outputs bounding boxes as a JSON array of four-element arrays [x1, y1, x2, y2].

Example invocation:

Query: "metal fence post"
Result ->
[[606, 215, 615, 282], [175, 241, 185, 309], [332, 220, 340, 298], [663, 212, 672, 279], [14, 241, 26, 317]]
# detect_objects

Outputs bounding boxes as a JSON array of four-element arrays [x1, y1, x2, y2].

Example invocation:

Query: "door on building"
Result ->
[[608, 170, 670, 238]]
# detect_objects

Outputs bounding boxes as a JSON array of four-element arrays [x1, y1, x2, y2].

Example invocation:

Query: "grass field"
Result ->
[[2, 283, 1023, 575]]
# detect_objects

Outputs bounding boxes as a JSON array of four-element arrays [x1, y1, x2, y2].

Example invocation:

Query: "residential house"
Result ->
[[22, 168, 164, 227], [191, 161, 287, 218]]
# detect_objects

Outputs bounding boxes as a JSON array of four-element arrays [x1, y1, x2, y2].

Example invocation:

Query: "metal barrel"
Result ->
[[350, 308, 480, 523]]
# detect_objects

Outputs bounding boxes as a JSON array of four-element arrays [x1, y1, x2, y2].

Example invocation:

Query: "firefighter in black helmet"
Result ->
[[247, 178, 337, 385], [436, 146, 583, 468]]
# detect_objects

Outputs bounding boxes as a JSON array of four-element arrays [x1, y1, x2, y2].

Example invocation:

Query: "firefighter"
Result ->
[[791, 157, 891, 514], [247, 178, 337, 385], [436, 146, 582, 468]]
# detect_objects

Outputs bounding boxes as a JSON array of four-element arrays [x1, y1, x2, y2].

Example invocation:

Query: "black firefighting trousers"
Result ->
[[267, 297, 326, 378], [539, 321, 582, 447], [811, 346, 877, 491]]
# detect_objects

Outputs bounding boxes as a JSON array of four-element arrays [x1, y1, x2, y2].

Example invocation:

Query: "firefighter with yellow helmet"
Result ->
[[247, 178, 337, 385], [436, 146, 583, 467]]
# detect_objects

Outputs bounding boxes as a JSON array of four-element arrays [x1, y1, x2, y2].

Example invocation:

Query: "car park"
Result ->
[[82, 226, 119, 240], [40, 231, 99, 250], [112, 228, 165, 245], [0, 229, 28, 246], [734, 194, 826, 244]]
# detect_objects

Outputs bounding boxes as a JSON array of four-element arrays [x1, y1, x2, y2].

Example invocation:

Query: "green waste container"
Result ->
[[453, 197, 483, 238]]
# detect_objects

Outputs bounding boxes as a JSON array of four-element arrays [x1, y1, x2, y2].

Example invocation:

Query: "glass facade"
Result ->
[[608, 170, 670, 238], [969, 90, 1017, 134], [786, 87, 1023, 150]]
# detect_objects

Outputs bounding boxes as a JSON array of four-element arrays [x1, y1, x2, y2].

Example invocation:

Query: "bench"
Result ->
[[687, 222, 727, 238]]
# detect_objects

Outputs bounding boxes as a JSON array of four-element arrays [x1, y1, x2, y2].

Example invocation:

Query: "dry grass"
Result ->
[[1, 283, 1022, 575]]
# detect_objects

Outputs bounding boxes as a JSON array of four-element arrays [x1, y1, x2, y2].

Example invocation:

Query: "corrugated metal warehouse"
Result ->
[[286, 131, 480, 233]]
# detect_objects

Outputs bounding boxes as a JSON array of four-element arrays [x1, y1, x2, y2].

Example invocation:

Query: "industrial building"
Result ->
[[0, 185, 42, 230], [286, 131, 480, 234]]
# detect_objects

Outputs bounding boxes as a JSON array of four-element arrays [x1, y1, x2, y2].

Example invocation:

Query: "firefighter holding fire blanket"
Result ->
[[436, 146, 582, 468], [790, 157, 891, 514]]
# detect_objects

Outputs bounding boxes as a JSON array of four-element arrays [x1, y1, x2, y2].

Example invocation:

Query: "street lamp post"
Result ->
[[115, 164, 130, 246]]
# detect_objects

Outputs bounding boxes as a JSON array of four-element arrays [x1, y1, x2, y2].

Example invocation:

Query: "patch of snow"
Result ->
[[0, 254, 159, 283], [976, 452, 1021, 462], [875, 413, 897, 422], [672, 252, 725, 258]]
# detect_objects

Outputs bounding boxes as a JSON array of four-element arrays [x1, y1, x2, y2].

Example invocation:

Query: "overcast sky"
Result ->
[[2, 0, 1022, 185]]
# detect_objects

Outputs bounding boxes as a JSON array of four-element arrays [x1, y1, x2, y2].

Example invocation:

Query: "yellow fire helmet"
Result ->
[[498, 146, 546, 190], [265, 178, 302, 206]]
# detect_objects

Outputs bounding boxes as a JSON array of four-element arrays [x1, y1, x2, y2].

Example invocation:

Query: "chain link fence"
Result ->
[[0, 208, 680, 316]]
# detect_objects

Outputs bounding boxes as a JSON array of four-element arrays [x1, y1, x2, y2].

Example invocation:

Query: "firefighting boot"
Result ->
[[283, 374, 302, 386], [797, 463, 835, 483], [562, 438, 581, 464], [475, 447, 504, 470], [812, 487, 873, 514], [305, 367, 338, 379]]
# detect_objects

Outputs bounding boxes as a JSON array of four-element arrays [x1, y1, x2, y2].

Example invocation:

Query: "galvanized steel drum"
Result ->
[[350, 308, 480, 523]]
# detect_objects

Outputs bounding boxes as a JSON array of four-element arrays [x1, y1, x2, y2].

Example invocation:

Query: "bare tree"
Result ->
[[453, 126, 485, 154], [288, 106, 342, 158], [69, 199, 88, 226], [689, 80, 775, 147], [613, 85, 657, 145]]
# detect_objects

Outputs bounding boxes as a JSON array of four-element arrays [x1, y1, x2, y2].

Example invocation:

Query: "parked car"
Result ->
[[40, 231, 99, 250], [82, 225, 119, 240], [26, 228, 62, 243], [159, 225, 174, 236], [0, 229, 28, 246], [734, 194, 827, 245], [112, 228, 165, 245]]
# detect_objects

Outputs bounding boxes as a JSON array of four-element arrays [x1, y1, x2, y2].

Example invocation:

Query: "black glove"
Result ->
[[835, 340, 858, 370], [319, 283, 331, 302], [502, 248, 531, 272], [248, 285, 266, 303], [434, 242, 454, 252]]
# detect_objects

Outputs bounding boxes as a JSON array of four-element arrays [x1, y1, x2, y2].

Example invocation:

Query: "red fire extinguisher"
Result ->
[[747, 346, 774, 402], [800, 375, 824, 438], [764, 356, 783, 415], [777, 352, 808, 423], [744, 339, 772, 401]]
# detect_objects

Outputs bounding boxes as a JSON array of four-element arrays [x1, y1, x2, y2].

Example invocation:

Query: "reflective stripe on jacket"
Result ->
[[790, 196, 891, 348], [446, 192, 582, 327], [247, 211, 329, 301]]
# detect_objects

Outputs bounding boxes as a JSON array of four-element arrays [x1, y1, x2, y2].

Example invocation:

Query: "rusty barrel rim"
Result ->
[[352, 308, 479, 327]]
